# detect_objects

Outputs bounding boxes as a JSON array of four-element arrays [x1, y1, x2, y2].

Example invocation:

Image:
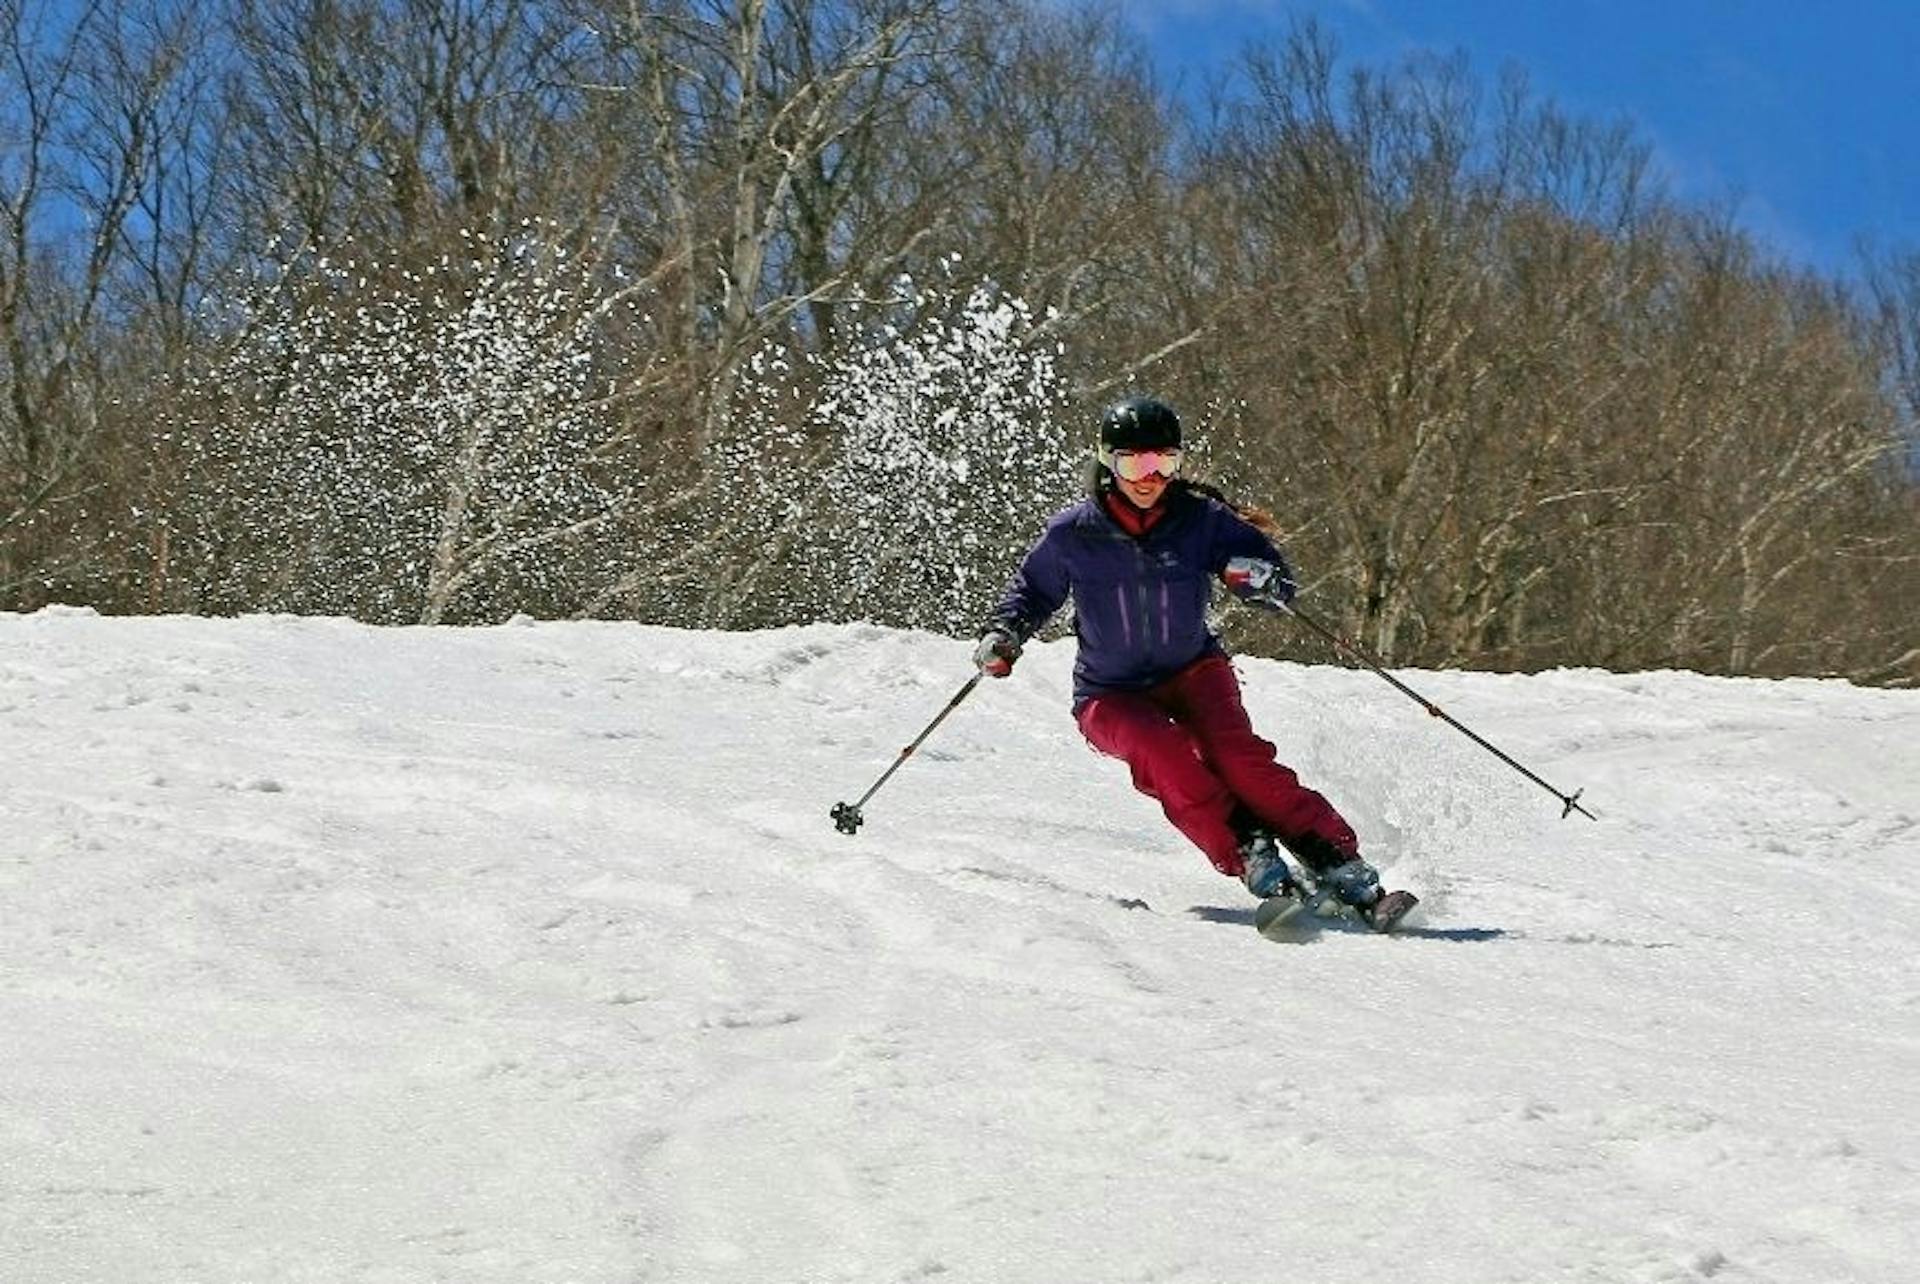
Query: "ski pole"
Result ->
[[832, 673, 983, 835], [1281, 601, 1598, 821]]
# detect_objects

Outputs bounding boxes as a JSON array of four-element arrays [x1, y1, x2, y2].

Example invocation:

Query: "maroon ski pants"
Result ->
[[1075, 654, 1358, 878]]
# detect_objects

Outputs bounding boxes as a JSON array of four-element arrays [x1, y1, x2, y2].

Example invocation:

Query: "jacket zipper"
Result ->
[[1134, 546, 1155, 650]]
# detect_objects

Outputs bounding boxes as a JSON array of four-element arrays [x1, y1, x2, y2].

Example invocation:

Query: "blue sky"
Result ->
[[1116, 0, 1920, 278]]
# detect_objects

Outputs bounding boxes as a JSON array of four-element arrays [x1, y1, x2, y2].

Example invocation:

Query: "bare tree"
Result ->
[[572, 0, 958, 615], [1865, 247, 1920, 445], [1197, 33, 1532, 659], [932, 4, 1173, 344], [581, 0, 949, 447], [1177, 26, 1916, 684], [0, 0, 200, 600], [1629, 232, 1912, 677], [0, 0, 1910, 680], [222, 0, 611, 253], [164, 226, 642, 624]]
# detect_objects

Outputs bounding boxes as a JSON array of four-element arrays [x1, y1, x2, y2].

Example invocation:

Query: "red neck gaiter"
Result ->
[[1103, 489, 1168, 537]]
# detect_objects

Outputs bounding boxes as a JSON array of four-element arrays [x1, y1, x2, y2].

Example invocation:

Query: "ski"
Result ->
[[1253, 892, 1317, 940], [1254, 885, 1420, 942], [1365, 888, 1421, 932]]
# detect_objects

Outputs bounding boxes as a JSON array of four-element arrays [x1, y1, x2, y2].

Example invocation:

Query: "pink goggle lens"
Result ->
[[1109, 448, 1182, 481]]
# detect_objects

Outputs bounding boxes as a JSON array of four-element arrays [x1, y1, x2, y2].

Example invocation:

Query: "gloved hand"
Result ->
[[972, 628, 1023, 678], [1223, 556, 1297, 607]]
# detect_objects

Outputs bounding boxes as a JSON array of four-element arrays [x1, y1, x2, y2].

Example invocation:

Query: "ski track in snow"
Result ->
[[2, 610, 1917, 1283]]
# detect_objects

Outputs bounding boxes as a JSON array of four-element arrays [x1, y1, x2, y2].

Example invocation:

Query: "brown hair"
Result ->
[[1178, 478, 1281, 536]]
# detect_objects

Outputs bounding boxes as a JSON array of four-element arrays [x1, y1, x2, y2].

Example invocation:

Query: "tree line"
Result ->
[[2, 0, 1914, 684]]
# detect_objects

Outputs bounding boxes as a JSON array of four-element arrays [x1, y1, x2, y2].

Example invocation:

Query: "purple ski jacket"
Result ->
[[990, 482, 1289, 705]]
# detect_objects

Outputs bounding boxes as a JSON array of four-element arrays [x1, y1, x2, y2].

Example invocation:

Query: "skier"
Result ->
[[974, 395, 1396, 922]]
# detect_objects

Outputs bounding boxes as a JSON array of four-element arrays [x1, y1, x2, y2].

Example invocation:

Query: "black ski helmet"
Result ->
[[1099, 396, 1181, 452]]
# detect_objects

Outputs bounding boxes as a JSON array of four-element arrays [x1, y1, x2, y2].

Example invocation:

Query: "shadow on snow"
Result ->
[[1185, 904, 1512, 943]]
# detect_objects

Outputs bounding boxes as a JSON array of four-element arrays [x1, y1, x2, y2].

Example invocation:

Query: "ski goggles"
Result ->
[[1102, 446, 1183, 481]]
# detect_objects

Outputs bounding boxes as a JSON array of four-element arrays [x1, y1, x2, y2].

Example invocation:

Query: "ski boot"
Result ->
[[1237, 831, 1300, 900], [1240, 832, 1316, 936], [1244, 832, 1320, 932], [1310, 857, 1419, 932]]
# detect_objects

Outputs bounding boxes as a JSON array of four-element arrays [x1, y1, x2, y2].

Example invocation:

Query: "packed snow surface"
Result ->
[[3, 610, 1917, 1283]]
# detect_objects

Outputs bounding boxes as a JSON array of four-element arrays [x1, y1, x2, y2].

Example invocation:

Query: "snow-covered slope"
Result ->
[[3, 610, 1916, 1283]]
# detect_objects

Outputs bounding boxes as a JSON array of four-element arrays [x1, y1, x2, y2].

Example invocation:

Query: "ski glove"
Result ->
[[1223, 556, 1297, 607], [972, 628, 1023, 678]]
